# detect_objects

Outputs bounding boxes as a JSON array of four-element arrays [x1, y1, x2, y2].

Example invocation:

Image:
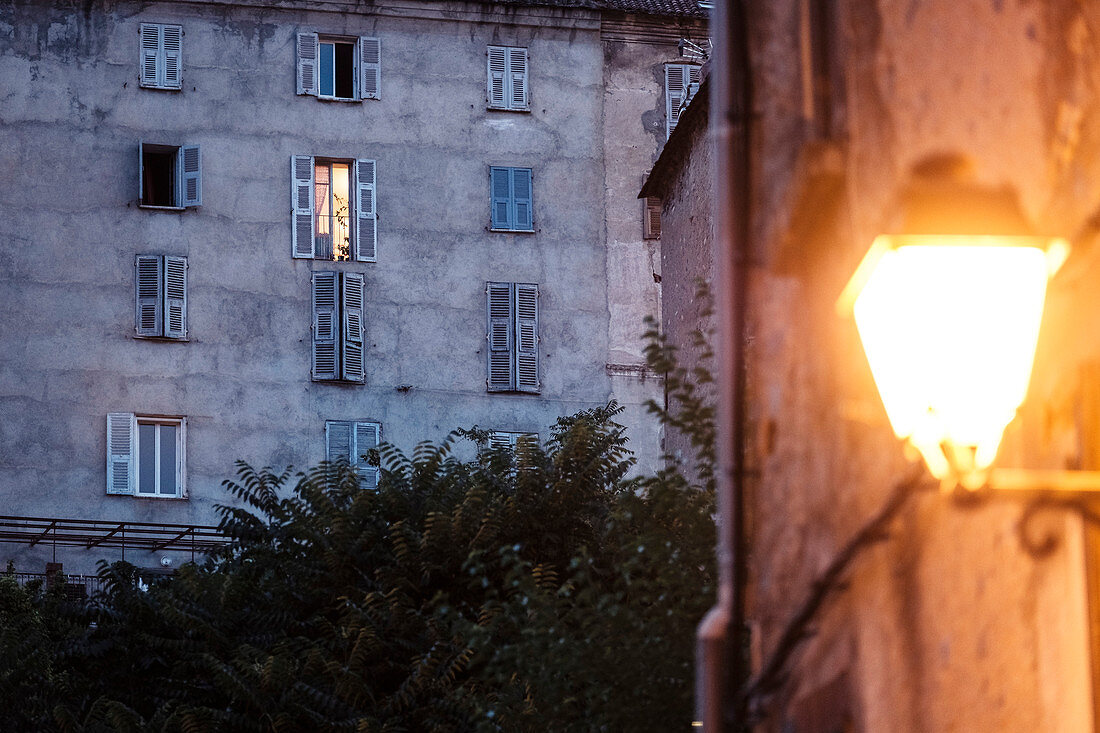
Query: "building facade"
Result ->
[[0, 0, 706, 574]]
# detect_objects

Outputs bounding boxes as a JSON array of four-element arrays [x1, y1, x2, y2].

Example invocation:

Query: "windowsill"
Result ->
[[317, 95, 364, 103], [139, 204, 187, 211], [489, 227, 536, 234], [313, 378, 366, 385], [486, 390, 542, 395], [132, 494, 188, 500], [133, 335, 190, 342], [138, 85, 182, 92], [487, 106, 532, 113]]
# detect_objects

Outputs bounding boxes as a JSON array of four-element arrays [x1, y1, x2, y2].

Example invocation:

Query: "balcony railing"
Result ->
[[4, 571, 107, 600], [315, 213, 352, 261]]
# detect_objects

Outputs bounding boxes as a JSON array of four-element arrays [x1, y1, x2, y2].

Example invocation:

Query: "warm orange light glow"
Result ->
[[838, 235, 1069, 489]]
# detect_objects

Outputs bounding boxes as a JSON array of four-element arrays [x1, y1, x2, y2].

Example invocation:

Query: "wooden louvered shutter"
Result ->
[[179, 145, 201, 207], [515, 283, 539, 393], [341, 272, 365, 382], [643, 196, 662, 239], [355, 421, 380, 488], [162, 24, 182, 88], [326, 420, 352, 463], [512, 168, 532, 230], [135, 255, 163, 337], [490, 167, 511, 229], [164, 256, 187, 338], [666, 64, 687, 137], [106, 413, 136, 494], [292, 155, 315, 258], [312, 272, 338, 380], [488, 46, 507, 108], [486, 282, 514, 391], [140, 24, 160, 87], [355, 159, 377, 262], [360, 37, 380, 100], [509, 47, 528, 109], [297, 32, 319, 96]]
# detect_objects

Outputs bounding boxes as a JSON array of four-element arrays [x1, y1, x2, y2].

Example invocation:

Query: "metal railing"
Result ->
[[3, 571, 107, 600], [315, 213, 352, 261]]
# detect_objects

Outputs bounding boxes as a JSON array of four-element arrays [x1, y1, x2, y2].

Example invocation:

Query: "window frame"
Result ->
[[489, 166, 534, 233], [139, 141, 201, 210], [106, 413, 187, 499], [325, 420, 382, 488], [139, 22, 182, 91], [297, 33, 381, 102], [487, 45, 529, 112]]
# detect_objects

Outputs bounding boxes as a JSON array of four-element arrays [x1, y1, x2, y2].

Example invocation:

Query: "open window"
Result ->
[[140, 142, 201, 209], [297, 33, 380, 101], [292, 155, 376, 261], [106, 413, 186, 498]]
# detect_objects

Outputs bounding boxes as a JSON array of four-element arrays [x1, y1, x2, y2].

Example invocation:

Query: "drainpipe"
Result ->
[[696, 0, 751, 731]]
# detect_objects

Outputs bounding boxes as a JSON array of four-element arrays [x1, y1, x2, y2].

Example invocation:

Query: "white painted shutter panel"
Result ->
[[509, 47, 528, 110], [106, 413, 136, 495], [179, 145, 201, 207], [135, 254, 163, 336], [488, 431, 513, 450], [162, 24, 182, 89], [487, 46, 507, 108], [666, 64, 688, 137], [297, 32, 319, 96], [515, 283, 539, 393], [355, 159, 377, 262], [486, 282, 514, 391], [164, 255, 187, 339], [360, 37, 380, 100], [326, 420, 352, 463], [355, 422, 380, 488], [312, 272, 338, 380], [341, 272, 365, 382], [140, 24, 160, 87], [291, 155, 315, 258]]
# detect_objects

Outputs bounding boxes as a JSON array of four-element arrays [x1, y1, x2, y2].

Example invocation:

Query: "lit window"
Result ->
[[292, 156, 376, 261], [297, 33, 380, 101], [140, 141, 201, 209], [106, 414, 186, 498]]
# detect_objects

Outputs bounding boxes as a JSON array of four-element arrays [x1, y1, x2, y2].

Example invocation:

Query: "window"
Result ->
[[487, 45, 529, 111], [325, 420, 381, 488], [297, 33, 380, 101], [487, 431, 538, 450], [665, 64, 701, 138], [643, 196, 662, 239], [312, 271, 365, 383], [486, 282, 539, 393], [135, 255, 187, 339], [139, 23, 182, 90], [140, 141, 201, 208], [292, 156, 376, 261], [489, 167, 533, 232], [106, 413, 186, 498]]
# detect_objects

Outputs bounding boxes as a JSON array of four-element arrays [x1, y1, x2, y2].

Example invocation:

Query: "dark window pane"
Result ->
[[138, 423, 156, 494], [334, 42, 355, 99], [320, 42, 334, 97], [159, 425, 177, 495]]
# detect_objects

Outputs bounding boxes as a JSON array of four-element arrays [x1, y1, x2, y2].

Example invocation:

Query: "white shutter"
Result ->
[[515, 283, 539, 393], [135, 255, 163, 337], [312, 272, 338, 380], [106, 413, 136, 495], [486, 282, 514, 391], [140, 24, 160, 87], [297, 32, 319, 96], [666, 64, 688, 138], [162, 24, 182, 89], [179, 145, 201, 207], [354, 159, 377, 262], [341, 272, 365, 382], [291, 155, 315, 258], [355, 422, 380, 488], [487, 46, 507, 108], [326, 420, 352, 463], [488, 431, 513, 450], [508, 47, 528, 110], [138, 139, 145, 202], [360, 37, 380, 100], [164, 255, 187, 339]]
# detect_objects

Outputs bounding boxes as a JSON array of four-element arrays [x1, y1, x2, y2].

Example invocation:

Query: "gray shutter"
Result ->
[[515, 283, 539, 393], [512, 168, 532, 230], [341, 272, 365, 382], [666, 64, 697, 137], [486, 282, 515, 391], [162, 24, 182, 89], [292, 155, 315, 258], [326, 420, 352, 463], [355, 421, 380, 488], [140, 24, 160, 87], [179, 145, 201, 207], [487, 46, 507, 108], [355, 159, 377, 262], [164, 255, 187, 339], [360, 37, 380, 100], [488, 431, 513, 450], [312, 272, 338, 380], [106, 413, 136, 495], [297, 32, 319, 96], [490, 167, 511, 229], [509, 47, 528, 109], [135, 254, 163, 336]]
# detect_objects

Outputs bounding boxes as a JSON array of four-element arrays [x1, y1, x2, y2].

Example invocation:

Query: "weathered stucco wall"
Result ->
[[0, 0, 685, 572]]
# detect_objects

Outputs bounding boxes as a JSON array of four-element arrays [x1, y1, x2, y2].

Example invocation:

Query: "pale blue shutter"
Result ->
[[179, 145, 201, 207], [312, 272, 338, 380], [326, 420, 352, 463], [487, 46, 507, 108], [140, 24, 160, 87], [292, 155, 315, 258], [162, 25, 182, 89], [512, 168, 532, 231], [135, 255, 162, 336], [487, 282, 514, 391], [106, 413, 136, 495], [355, 421, 380, 488], [515, 283, 539, 393], [297, 32, 319, 96], [341, 272, 365, 382], [490, 167, 511, 229], [360, 37, 380, 100], [163, 255, 187, 339], [508, 47, 528, 110], [355, 159, 377, 262]]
